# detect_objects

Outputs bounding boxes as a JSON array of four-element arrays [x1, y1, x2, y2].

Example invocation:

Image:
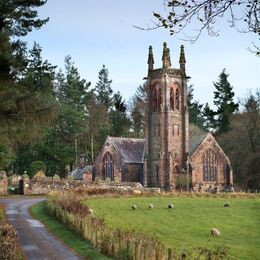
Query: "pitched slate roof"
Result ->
[[70, 166, 92, 180], [189, 133, 208, 155], [106, 133, 208, 164], [108, 137, 145, 163]]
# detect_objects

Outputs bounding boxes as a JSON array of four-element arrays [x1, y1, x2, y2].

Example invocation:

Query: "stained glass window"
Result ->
[[202, 149, 217, 182]]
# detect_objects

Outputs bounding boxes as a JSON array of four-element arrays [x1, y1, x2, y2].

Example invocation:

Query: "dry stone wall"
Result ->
[[22, 178, 145, 195]]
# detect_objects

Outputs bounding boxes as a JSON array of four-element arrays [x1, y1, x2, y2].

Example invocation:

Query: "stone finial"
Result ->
[[147, 45, 154, 71], [179, 45, 186, 73], [162, 42, 171, 69]]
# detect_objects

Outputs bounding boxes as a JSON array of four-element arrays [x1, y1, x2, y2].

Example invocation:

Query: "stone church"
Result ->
[[94, 43, 233, 191]]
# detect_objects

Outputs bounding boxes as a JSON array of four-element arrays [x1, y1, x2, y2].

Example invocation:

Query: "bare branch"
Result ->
[[137, 0, 260, 52]]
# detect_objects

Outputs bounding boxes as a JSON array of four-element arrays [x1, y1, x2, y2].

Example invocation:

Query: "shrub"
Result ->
[[105, 177, 111, 183], [67, 175, 74, 181], [53, 174, 60, 181], [94, 176, 101, 183], [0, 223, 19, 260], [33, 170, 46, 181], [176, 174, 192, 190], [114, 176, 120, 183], [0, 171, 7, 179], [30, 161, 46, 176]]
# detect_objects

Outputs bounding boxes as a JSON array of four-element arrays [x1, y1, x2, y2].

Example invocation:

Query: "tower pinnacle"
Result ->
[[147, 46, 154, 71], [179, 45, 186, 74], [162, 42, 171, 69]]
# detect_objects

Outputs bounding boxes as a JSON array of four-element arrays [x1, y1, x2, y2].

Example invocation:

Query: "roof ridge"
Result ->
[[108, 136, 145, 141]]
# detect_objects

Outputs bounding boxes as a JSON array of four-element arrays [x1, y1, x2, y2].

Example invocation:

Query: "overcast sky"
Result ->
[[24, 0, 260, 107]]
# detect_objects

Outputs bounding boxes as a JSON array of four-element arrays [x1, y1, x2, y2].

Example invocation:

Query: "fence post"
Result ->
[[168, 248, 173, 260]]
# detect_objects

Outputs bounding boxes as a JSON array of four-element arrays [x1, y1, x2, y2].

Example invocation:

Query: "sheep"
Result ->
[[132, 204, 137, 210], [211, 228, 220, 237], [168, 204, 174, 209]]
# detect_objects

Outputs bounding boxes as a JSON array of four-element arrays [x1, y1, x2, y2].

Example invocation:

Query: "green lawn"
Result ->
[[31, 201, 110, 260], [0, 206, 4, 221], [85, 196, 260, 260]]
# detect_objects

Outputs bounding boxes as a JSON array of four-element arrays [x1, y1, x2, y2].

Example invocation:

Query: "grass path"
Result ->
[[85, 196, 260, 260], [31, 201, 110, 260]]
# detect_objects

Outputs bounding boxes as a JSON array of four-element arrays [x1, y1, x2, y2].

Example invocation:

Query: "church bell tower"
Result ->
[[144, 43, 189, 190]]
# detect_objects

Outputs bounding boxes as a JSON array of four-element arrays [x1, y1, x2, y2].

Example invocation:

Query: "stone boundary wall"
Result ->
[[0, 178, 7, 195], [22, 178, 146, 195]]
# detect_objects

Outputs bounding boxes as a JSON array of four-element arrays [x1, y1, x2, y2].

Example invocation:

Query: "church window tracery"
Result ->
[[202, 149, 217, 182], [102, 152, 114, 181]]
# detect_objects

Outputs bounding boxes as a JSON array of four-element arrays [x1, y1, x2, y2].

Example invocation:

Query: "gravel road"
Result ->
[[0, 196, 83, 260]]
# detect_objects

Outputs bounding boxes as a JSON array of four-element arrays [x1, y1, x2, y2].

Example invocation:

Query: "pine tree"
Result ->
[[58, 56, 91, 108], [202, 103, 216, 131], [213, 69, 239, 134], [0, 1, 54, 148], [130, 84, 147, 137], [109, 92, 130, 137], [187, 85, 205, 129], [94, 65, 113, 107], [0, 43, 56, 148]]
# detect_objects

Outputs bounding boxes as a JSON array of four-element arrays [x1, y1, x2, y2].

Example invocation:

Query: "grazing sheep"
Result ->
[[149, 204, 154, 209], [211, 228, 220, 237], [224, 202, 231, 207], [168, 204, 174, 209], [89, 208, 94, 215], [132, 204, 137, 210]]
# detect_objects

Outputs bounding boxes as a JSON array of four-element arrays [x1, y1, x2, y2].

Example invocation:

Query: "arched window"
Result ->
[[102, 152, 114, 181], [158, 88, 162, 112], [152, 88, 157, 112], [155, 164, 159, 182], [202, 149, 217, 182], [170, 88, 174, 110], [175, 88, 180, 110], [225, 164, 230, 185]]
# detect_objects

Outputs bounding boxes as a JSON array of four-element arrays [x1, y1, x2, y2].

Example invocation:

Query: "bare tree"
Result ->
[[137, 1, 260, 55]]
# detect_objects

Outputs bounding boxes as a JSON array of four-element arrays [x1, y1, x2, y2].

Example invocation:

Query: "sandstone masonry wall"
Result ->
[[0, 178, 7, 195], [22, 179, 144, 195]]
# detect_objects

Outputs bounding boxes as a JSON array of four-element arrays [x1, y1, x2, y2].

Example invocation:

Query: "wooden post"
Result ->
[[168, 248, 173, 260]]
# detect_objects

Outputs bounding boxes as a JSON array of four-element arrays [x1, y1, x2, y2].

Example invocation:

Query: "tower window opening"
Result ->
[[152, 88, 158, 112], [175, 88, 180, 110], [170, 88, 174, 110], [158, 88, 162, 112], [155, 164, 159, 182]]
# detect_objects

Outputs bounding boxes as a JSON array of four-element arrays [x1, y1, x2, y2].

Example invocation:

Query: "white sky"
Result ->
[[24, 0, 260, 107]]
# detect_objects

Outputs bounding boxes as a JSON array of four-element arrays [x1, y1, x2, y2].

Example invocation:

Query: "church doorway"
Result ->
[[225, 164, 231, 186], [102, 152, 114, 181], [18, 179, 24, 195]]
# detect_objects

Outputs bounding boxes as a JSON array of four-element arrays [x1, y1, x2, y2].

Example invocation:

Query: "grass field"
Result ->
[[85, 196, 260, 259], [31, 201, 111, 260], [0, 206, 4, 221]]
